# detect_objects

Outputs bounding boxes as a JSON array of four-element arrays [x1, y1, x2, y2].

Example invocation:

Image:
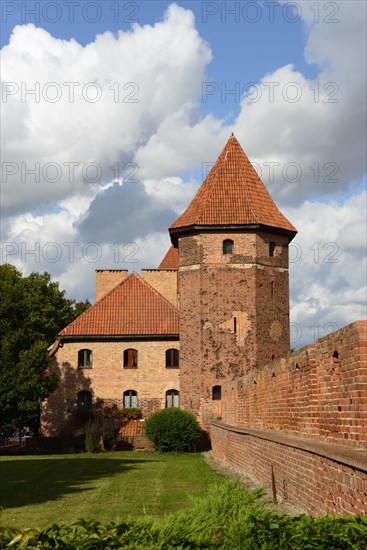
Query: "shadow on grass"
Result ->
[[0, 455, 159, 509]]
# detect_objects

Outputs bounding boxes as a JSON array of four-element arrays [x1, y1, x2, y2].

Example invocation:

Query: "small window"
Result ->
[[123, 390, 137, 408], [77, 390, 92, 410], [166, 389, 179, 408], [166, 349, 179, 368], [269, 242, 276, 257], [223, 239, 234, 255], [212, 385, 221, 400], [124, 349, 138, 369], [78, 349, 92, 369]]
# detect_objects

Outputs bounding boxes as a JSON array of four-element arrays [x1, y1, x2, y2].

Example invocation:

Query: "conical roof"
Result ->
[[58, 272, 179, 337], [158, 245, 179, 269], [170, 135, 297, 242]]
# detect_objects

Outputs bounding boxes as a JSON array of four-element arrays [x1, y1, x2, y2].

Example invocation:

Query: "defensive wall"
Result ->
[[211, 320, 367, 515]]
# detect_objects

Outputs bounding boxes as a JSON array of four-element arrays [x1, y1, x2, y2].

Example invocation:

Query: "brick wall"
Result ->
[[211, 422, 367, 515], [41, 339, 180, 436], [95, 270, 128, 301], [218, 321, 367, 447], [141, 269, 178, 307], [178, 231, 291, 428], [210, 321, 367, 515]]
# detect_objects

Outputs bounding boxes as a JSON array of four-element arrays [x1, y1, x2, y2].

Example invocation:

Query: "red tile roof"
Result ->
[[59, 272, 179, 337], [158, 245, 179, 269], [170, 134, 297, 237]]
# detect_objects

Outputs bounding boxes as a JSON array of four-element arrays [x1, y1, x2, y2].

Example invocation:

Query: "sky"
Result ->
[[1, 0, 366, 348]]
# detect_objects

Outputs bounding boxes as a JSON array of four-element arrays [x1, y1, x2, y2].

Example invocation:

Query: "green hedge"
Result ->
[[145, 408, 201, 452], [1, 481, 366, 549]]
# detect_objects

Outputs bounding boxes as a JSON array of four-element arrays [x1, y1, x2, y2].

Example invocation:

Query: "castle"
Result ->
[[42, 135, 367, 515]]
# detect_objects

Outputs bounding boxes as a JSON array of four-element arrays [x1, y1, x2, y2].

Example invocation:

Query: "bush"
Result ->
[[100, 418, 119, 451], [84, 420, 101, 453], [84, 418, 119, 452], [145, 408, 201, 452], [2, 481, 367, 549]]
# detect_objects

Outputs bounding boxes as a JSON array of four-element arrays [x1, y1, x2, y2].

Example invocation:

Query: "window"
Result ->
[[78, 349, 92, 369], [212, 385, 221, 400], [269, 242, 276, 257], [166, 348, 179, 368], [123, 390, 137, 408], [124, 349, 138, 369], [166, 389, 179, 408], [77, 390, 92, 410], [223, 239, 234, 255]]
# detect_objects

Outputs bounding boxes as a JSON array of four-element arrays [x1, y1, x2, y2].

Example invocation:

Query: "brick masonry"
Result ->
[[141, 269, 178, 307], [95, 270, 128, 301], [211, 423, 367, 516], [178, 231, 290, 428], [210, 321, 367, 515], [215, 321, 367, 447], [41, 339, 179, 436]]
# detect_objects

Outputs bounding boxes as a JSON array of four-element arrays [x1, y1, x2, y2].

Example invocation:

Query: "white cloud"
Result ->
[[287, 191, 367, 347], [1, 1, 366, 348], [1, 3, 212, 215]]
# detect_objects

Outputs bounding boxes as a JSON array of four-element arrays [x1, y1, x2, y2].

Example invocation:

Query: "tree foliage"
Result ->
[[0, 264, 90, 432]]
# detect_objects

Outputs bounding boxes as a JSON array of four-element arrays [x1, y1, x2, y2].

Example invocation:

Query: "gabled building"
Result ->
[[41, 134, 296, 434]]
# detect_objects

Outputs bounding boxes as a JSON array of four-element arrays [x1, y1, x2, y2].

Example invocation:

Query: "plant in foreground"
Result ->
[[1, 481, 366, 549]]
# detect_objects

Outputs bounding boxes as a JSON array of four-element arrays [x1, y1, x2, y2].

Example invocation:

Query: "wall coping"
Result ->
[[211, 421, 367, 473]]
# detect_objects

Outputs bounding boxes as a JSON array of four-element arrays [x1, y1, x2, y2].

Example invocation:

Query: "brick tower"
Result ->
[[169, 135, 297, 427]]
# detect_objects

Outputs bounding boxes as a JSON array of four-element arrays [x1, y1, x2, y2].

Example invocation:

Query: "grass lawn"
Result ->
[[0, 451, 225, 530]]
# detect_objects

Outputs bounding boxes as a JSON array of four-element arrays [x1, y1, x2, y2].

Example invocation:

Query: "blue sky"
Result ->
[[1, 1, 366, 347]]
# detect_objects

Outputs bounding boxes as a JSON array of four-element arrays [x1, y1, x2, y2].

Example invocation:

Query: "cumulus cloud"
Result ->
[[1, 3, 212, 216], [1, 1, 366, 348], [286, 191, 367, 347]]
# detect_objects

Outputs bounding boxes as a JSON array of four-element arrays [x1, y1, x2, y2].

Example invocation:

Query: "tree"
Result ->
[[0, 264, 90, 434]]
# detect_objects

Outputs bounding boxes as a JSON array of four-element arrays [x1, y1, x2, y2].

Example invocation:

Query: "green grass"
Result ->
[[0, 452, 225, 530]]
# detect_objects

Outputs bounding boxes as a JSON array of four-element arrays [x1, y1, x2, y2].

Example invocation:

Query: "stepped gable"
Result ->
[[59, 272, 179, 337], [170, 134, 297, 242], [158, 245, 179, 269]]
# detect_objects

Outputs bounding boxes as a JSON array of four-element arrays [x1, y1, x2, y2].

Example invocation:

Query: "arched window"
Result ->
[[78, 349, 92, 369], [212, 385, 222, 401], [269, 242, 276, 257], [123, 390, 137, 408], [77, 390, 92, 410], [223, 239, 234, 255], [166, 389, 179, 408], [166, 349, 179, 368], [124, 349, 138, 369]]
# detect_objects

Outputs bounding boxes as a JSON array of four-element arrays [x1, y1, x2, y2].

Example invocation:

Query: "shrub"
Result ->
[[84, 418, 119, 452], [100, 418, 119, 451], [145, 408, 201, 452], [84, 420, 101, 453], [3, 481, 367, 549]]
